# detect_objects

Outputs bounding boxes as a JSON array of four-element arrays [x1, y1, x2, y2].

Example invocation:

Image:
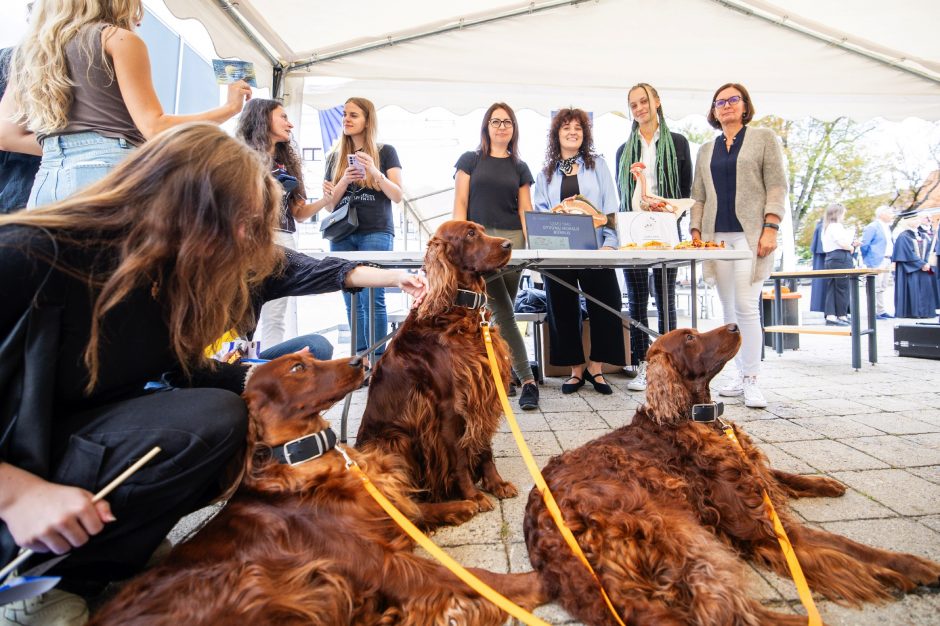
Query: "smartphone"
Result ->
[[347, 154, 364, 174]]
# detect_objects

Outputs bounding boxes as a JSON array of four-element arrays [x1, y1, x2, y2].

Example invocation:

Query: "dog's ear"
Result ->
[[418, 236, 457, 318], [643, 350, 692, 425]]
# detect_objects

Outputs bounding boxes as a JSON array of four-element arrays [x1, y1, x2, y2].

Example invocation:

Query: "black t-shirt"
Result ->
[[325, 144, 401, 236], [454, 151, 534, 230]]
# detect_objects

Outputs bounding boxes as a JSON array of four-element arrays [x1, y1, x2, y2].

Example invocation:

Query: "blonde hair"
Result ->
[[0, 123, 282, 391], [9, 0, 143, 135], [331, 97, 382, 190]]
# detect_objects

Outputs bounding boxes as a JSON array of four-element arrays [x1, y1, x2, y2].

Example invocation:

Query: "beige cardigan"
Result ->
[[690, 127, 788, 283]]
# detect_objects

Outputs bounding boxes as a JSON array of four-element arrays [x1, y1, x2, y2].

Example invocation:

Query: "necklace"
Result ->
[[559, 155, 579, 176]]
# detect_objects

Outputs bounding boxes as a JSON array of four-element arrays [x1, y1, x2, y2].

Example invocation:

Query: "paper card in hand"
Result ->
[[212, 59, 258, 87]]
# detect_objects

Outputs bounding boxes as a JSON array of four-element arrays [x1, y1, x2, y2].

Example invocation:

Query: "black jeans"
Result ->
[[544, 268, 625, 367], [1, 388, 247, 593], [824, 250, 853, 317], [623, 267, 678, 363]]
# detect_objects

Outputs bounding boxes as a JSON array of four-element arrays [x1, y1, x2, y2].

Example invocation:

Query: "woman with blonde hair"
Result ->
[[0, 0, 251, 207], [322, 97, 403, 358], [0, 123, 425, 622]]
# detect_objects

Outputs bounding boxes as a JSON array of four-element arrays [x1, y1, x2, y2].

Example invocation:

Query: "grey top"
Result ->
[[42, 24, 145, 145], [690, 126, 787, 283]]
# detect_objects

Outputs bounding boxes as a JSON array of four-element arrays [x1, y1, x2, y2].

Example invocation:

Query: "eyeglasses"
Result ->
[[714, 95, 743, 109], [489, 118, 514, 129]]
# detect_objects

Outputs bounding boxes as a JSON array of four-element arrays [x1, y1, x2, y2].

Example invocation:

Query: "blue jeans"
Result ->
[[28, 132, 136, 208], [330, 231, 393, 355], [260, 333, 334, 361]]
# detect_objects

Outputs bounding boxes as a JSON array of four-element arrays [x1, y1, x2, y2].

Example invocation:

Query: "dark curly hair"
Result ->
[[542, 108, 596, 183]]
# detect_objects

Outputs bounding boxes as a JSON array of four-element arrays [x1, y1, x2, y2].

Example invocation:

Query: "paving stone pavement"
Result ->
[[169, 313, 940, 625]]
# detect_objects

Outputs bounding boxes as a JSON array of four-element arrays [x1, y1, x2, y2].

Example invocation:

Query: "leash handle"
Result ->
[[335, 444, 550, 626], [721, 427, 821, 626], [481, 323, 627, 626]]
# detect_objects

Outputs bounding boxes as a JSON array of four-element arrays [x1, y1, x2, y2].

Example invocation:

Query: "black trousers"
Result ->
[[1, 388, 247, 593], [623, 267, 678, 363], [824, 250, 853, 317], [544, 268, 625, 367]]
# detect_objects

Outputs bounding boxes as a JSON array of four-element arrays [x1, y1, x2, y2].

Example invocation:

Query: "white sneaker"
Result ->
[[742, 376, 768, 409], [627, 362, 647, 391], [1, 589, 89, 626], [718, 373, 744, 397]]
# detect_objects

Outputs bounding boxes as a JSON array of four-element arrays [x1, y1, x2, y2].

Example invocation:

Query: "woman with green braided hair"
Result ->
[[614, 83, 692, 392]]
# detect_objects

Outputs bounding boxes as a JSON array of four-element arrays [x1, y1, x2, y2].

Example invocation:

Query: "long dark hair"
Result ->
[[618, 83, 681, 210], [0, 123, 282, 391], [236, 98, 307, 214], [478, 102, 520, 163], [542, 108, 597, 183]]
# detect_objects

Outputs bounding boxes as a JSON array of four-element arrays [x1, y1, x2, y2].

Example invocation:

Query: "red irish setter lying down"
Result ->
[[524, 324, 940, 625], [357, 220, 517, 517], [91, 353, 545, 625]]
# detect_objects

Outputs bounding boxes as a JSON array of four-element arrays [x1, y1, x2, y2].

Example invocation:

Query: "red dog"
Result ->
[[357, 220, 517, 516], [91, 353, 545, 625], [524, 325, 940, 625]]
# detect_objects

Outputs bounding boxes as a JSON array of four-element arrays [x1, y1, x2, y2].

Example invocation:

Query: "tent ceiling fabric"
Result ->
[[164, 0, 940, 120]]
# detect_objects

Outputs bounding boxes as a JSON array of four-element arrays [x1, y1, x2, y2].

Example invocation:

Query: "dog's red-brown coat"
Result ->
[[357, 220, 517, 515], [524, 325, 940, 625], [91, 353, 545, 625]]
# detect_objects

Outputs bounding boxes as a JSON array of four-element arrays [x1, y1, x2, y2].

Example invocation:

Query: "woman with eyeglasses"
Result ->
[[453, 102, 539, 410], [614, 83, 692, 392], [533, 108, 623, 395], [236, 98, 332, 357], [322, 97, 403, 360], [690, 83, 788, 409]]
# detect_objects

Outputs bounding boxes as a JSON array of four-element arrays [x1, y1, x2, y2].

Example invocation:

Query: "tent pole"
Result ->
[[214, 0, 281, 68]]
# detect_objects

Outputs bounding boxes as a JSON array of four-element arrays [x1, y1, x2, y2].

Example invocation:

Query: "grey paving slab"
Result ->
[[801, 398, 884, 416], [904, 432, 940, 450], [737, 419, 825, 443], [414, 542, 508, 572], [816, 593, 940, 626], [842, 435, 940, 467], [855, 394, 934, 412], [775, 439, 889, 472], [552, 429, 611, 452], [833, 469, 940, 515], [790, 415, 885, 438], [433, 505, 505, 547], [849, 412, 938, 434], [789, 487, 896, 522], [496, 411, 552, 432], [819, 518, 940, 561], [532, 411, 611, 432], [765, 402, 831, 419], [537, 396, 594, 413], [909, 465, 940, 485], [900, 408, 940, 428], [919, 514, 940, 535], [492, 431, 563, 458], [759, 443, 817, 474]]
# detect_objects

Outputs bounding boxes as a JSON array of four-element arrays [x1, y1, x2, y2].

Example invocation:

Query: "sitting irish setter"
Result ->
[[91, 352, 545, 625], [357, 220, 517, 516], [524, 324, 940, 625]]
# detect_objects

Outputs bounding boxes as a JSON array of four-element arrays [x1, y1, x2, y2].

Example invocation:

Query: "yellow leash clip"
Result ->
[[480, 322, 627, 626], [334, 444, 549, 626]]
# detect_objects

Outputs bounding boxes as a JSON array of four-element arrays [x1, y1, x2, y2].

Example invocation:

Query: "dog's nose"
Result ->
[[727, 323, 740, 333], [501, 240, 512, 249]]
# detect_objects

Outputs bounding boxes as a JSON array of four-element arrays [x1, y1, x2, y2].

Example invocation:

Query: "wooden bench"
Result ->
[[764, 268, 883, 370]]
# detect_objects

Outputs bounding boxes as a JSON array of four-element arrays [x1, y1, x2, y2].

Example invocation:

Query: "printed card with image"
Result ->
[[212, 59, 257, 87]]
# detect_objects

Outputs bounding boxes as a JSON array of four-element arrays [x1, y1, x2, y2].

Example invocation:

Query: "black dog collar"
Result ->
[[454, 288, 487, 310], [271, 428, 338, 466], [691, 402, 725, 422]]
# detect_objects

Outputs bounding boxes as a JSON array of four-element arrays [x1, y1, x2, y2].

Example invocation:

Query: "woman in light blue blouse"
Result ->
[[533, 108, 624, 395]]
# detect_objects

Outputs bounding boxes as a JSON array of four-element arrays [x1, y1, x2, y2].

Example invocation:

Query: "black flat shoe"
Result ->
[[561, 373, 586, 394], [825, 319, 850, 327], [584, 371, 613, 395]]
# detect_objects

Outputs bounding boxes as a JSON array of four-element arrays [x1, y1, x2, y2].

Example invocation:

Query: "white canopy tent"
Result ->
[[162, 0, 940, 120]]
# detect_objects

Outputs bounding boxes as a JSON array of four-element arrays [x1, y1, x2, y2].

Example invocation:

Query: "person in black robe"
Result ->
[[809, 219, 829, 312], [893, 223, 937, 318]]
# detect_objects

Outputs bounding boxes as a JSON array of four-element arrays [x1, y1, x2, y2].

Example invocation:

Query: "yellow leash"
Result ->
[[334, 445, 550, 626], [481, 322, 627, 626], [720, 425, 822, 626]]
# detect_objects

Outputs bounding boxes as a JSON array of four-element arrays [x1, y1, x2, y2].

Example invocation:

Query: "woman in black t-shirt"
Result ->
[[453, 102, 539, 411], [323, 97, 403, 357]]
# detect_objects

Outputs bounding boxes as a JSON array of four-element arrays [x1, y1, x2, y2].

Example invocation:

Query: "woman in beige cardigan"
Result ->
[[690, 83, 787, 409]]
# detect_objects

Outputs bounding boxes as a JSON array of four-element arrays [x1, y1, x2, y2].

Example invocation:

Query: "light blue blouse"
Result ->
[[532, 154, 619, 248]]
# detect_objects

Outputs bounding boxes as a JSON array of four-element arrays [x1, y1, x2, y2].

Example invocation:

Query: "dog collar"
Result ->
[[271, 428, 338, 466], [454, 288, 487, 310], [691, 402, 724, 422]]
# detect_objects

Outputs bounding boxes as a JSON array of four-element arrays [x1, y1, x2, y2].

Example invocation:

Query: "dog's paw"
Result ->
[[472, 491, 495, 512], [814, 476, 847, 497], [446, 500, 480, 525], [900, 555, 940, 588], [485, 480, 518, 499]]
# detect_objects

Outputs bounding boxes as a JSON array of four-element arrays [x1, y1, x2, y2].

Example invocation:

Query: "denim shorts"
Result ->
[[27, 131, 137, 209]]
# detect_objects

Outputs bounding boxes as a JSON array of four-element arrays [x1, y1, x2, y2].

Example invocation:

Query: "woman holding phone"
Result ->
[[453, 102, 539, 410], [323, 97, 403, 359], [0, 0, 251, 207]]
